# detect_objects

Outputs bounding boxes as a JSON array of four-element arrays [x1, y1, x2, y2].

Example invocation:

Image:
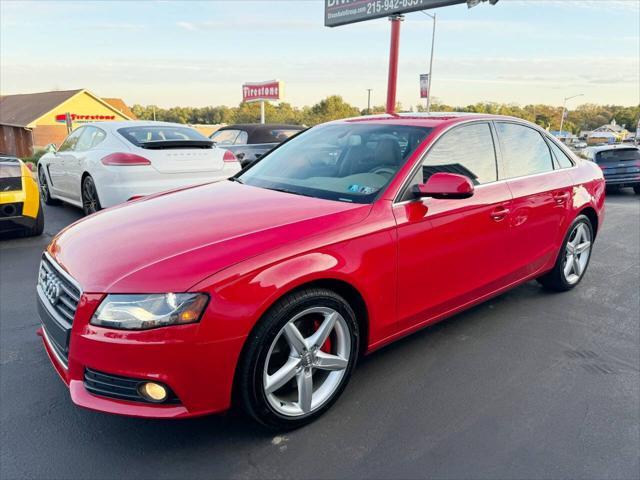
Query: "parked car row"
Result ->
[[35, 113, 606, 429]]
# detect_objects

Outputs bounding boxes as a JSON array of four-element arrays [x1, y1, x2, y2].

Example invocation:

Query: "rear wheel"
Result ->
[[634, 185, 640, 195], [81, 175, 102, 216], [38, 167, 60, 205], [237, 288, 359, 430], [537, 215, 593, 291]]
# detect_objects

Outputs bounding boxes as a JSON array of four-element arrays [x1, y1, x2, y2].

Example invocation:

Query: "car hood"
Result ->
[[48, 181, 371, 292]]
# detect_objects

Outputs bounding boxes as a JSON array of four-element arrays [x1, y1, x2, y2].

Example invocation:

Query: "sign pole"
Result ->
[[386, 15, 404, 114], [260, 100, 265, 124], [426, 13, 436, 113]]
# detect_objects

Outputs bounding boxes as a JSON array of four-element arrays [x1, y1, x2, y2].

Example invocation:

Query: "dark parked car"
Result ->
[[210, 124, 305, 167], [582, 144, 640, 193]]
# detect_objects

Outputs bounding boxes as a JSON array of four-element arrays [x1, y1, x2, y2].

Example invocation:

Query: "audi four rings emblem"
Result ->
[[40, 268, 62, 305]]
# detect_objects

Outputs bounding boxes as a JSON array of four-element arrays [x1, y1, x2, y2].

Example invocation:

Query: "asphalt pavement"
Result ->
[[1, 191, 639, 480]]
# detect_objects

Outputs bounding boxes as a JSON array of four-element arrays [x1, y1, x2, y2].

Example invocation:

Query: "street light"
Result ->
[[559, 93, 584, 138], [421, 11, 436, 113]]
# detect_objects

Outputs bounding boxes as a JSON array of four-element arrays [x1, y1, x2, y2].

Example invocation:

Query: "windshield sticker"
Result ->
[[348, 184, 376, 194]]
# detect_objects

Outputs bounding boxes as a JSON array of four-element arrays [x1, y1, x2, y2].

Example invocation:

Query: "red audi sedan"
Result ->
[[37, 113, 605, 429]]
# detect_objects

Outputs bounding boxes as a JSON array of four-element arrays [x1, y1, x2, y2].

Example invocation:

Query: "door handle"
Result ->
[[490, 206, 510, 221], [553, 191, 570, 204]]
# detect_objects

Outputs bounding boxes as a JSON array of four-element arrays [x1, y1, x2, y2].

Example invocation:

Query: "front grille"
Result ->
[[38, 256, 81, 325], [0, 177, 22, 192], [84, 368, 180, 404], [37, 254, 81, 366]]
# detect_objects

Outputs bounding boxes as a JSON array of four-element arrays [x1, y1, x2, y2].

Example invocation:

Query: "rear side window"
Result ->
[[271, 129, 301, 142], [595, 148, 640, 163], [210, 129, 241, 145], [547, 139, 574, 169], [417, 122, 498, 186], [496, 123, 553, 178]]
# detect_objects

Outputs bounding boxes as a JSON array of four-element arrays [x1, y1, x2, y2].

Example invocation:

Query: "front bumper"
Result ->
[[38, 290, 247, 419]]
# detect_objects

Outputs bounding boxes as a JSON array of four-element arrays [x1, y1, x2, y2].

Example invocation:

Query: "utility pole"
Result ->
[[367, 89, 373, 114], [559, 93, 584, 138], [422, 11, 436, 113], [260, 100, 265, 124], [386, 15, 404, 114]]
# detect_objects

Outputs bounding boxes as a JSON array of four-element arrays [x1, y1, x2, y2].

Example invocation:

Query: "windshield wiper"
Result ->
[[266, 187, 314, 198]]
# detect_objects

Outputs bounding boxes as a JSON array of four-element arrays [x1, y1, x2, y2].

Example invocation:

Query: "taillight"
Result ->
[[223, 150, 238, 163], [101, 153, 151, 166]]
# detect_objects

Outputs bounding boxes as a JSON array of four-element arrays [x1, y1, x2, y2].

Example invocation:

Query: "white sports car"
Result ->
[[37, 121, 242, 215]]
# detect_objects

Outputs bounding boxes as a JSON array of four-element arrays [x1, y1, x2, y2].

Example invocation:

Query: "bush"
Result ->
[[22, 149, 47, 167]]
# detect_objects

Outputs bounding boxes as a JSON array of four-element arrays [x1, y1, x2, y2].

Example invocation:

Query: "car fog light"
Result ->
[[139, 382, 168, 402]]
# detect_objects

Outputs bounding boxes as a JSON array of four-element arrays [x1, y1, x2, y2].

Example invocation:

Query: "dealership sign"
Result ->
[[325, 0, 497, 27], [242, 80, 282, 103], [55, 113, 116, 123]]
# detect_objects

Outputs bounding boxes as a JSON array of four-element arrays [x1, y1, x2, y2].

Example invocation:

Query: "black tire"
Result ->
[[537, 214, 594, 292], [81, 175, 102, 216], [23, 205, 44, 237], [38, 167, 60, 206], [634, 185, 640, 195], [237, 288, 359, 430]]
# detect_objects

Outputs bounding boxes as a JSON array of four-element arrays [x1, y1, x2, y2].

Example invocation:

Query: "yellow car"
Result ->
[[0, 155, 44, 237]]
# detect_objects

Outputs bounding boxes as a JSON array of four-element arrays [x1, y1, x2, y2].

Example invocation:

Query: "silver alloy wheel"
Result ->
[[563, 222, 592, 285], [263, 306, 351, 417]]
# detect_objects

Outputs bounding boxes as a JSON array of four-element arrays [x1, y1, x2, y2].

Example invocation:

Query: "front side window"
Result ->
[[238, 123, 431, 203], [58, 128, 85, 152], [496, 123, 554, 178], [414, 122, 498, 189], [75, 126, 102, 151], [210, 129, 241, 145]]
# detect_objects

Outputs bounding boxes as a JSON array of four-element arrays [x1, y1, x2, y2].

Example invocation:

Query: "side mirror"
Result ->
[[45, 143, 57, 153], [412, 172, 475, 200]]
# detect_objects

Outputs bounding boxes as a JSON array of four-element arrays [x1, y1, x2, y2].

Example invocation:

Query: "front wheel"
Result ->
[[38, 167, 60, 206], [537, 215, 594, 292], [237, 288, 359, 430], [81, 175, 102, 216]]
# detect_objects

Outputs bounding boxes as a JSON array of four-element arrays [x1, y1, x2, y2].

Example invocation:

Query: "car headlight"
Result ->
[[90, 293, 209, 330]]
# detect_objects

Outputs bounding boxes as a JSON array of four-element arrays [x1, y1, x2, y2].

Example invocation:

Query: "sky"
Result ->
[[1, 0, 639, 110]]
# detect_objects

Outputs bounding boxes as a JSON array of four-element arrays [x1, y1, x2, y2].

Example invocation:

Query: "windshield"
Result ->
[[595, 148, 640, 163], [237, 123, 431, 203], [118, 126, 211, 147]]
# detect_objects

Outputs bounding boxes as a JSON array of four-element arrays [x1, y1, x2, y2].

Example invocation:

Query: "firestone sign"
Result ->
[[55, 113, 116, 123], [242, 80, 282, 103], [324, 0, 494, 27]]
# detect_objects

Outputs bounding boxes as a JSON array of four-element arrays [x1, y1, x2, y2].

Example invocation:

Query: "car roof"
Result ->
[[339, 112, 526, 128], [220, 124, 305, 132], [584, 144, 639, 153], [73, 120, 195, 131]]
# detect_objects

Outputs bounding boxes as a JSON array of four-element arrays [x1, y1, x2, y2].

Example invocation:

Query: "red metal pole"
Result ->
[[386, 15, 403, 114]]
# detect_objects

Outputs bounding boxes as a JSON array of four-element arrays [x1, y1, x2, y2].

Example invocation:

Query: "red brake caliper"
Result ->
[[313, 319, 332, 353]]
